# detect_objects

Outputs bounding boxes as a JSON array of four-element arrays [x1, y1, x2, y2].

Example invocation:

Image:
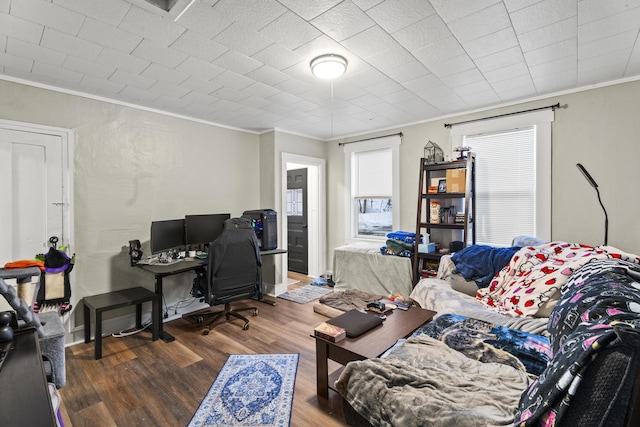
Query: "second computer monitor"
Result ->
[[185, 213, 231, 248], [150, 219, 186, 255]]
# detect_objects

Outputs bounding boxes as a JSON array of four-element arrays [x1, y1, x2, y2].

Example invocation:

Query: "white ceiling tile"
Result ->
[[578, 49, 630, 82], [149, 80, 190, 98], [462, 89, 502, 108], [181, 91, 218, 106], [213, 0, 287, 29], [211, 70, 254, 91], [475, 46, 525, 73], [511, 0, 576, 33], [0, 35, 6, 52], [41, 28, 103, 60], [175, 1, 234, 39], [140, 62, 188, 85], [213, 22, 273, 56], [96, 48, 149, 74], [577, 7, 640, 44], [425, 93, 468, 113], [214, 50, 263, 75], [366, 46, 414, 71], [0, 0, 9, 13], [275, 77, 313, 96], [367, 0, 436, 33], [483, 61, 529, 84], [131, 39, 188, 69], [529, 55, 576, 79], [533, 69, 577, 93], [156, 94, 192, 110], [352, 0, 384, 12], [3, 67, 56, 85], [311, 1, 375, 42], [175, 56, 225, 81], [578, 0, 640, 25], [392, 14, 450, 52], [212, 86, 250, 103], [464, 27, 519, 60], [78, 17, 142, 54], [53, 0, 130, 27], [120, 85, 160, 102], [342, 25, 397, 58], [503, 0, 545, 13], [170, 31, 227, 63], [179, 76, 222, 95], [119, 5, 186, 46], [491, 73, 534, 93], [260, 12, 322, 50], [246, 65, 289, 86], [277, 0, 342, 21], [32, 61, 83, 84], [242, 81, 281, 99], [384, 60, 431, 83], [448, 3, 511, 43], [0, 12, 44, 44], [0, 51, 33, 72], [413, 36, 465, 67], [426, 54, 476, 78], [517, 17, 576, 52], [402, 73, 444, 92], [10, 0, 84, 35], [7, 38, 66, 67], [79, 74, 125, 95], [441, 68, 485, 89], [109, 69, 155, 89], [63, 54, 114, 79], [524, 38, 576, 66], [579, 29, 638, 60], [429, 0, 501, 23], [251, 43, 303, 71]]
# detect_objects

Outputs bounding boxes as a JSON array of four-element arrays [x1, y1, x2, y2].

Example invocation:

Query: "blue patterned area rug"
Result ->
[[277, 285, 332, 304], [188, 354, 299, 427]]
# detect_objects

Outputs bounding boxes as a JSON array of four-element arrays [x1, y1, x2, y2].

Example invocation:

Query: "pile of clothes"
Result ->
[[380, 231, 422, 257]]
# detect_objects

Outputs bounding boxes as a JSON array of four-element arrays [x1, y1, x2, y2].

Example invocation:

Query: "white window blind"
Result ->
[[352, 149, 392, 198], [465, 127, 536, 246]]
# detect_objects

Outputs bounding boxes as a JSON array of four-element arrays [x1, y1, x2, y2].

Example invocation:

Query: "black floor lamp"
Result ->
[[576, 163, 608, 245]]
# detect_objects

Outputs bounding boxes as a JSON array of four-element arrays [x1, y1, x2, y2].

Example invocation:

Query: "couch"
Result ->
[[334, 242, 640, 426]]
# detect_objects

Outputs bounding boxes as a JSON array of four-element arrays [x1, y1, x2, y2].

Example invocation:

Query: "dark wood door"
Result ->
[[287, 168, 308, 274]]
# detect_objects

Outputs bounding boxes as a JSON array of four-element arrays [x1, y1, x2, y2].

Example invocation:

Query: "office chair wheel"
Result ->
[[202, 327, 210, 335], [252, 308, 258, 316], [242, 323, 249, 331], [196, 315, 204, 324]]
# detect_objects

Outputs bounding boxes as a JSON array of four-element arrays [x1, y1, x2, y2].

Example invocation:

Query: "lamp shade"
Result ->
[[310, 54, 347, 79]]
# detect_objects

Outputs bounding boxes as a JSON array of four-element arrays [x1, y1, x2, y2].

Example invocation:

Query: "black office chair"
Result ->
[[186, 217, 262, 335]]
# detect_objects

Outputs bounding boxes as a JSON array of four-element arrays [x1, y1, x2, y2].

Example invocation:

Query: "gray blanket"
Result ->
[[335, 334, 530, 427]]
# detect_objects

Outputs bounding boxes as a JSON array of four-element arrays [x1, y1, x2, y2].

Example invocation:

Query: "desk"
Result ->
[[0, 328, 57, 425], [137, 259, 206, 342], [137, 249, 286, 342]]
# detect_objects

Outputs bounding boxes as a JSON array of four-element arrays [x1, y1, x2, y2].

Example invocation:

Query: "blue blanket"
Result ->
[[451, 245, 520, 288]]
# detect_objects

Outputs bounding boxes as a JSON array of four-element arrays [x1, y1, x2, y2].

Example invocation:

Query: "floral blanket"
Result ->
[[477, 242, 640, 317]]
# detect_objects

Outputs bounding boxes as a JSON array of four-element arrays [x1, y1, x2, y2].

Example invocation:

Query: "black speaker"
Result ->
[[129, 240, 143, 266], [242, 209, 278, 250]]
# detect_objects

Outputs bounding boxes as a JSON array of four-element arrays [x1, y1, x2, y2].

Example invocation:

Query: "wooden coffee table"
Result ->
[[315, 306, 436, 398]]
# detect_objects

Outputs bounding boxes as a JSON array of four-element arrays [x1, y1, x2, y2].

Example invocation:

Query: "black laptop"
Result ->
[[327, 309, 384, 338]]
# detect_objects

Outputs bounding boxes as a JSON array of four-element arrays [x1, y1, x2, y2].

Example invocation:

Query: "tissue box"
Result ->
[[419, 243, 436, 254]]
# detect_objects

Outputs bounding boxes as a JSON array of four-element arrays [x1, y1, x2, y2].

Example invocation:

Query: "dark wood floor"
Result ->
[[59, 273, 348, 426]]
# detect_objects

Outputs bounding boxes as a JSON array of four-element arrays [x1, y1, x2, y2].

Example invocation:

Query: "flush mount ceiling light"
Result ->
[[310, 54, 348, 79]]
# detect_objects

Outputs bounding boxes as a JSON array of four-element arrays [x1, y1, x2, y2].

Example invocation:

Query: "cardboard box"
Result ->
[[446, 169, 466, 193]]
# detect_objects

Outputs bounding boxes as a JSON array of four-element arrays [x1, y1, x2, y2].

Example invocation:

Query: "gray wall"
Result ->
[[327, 79, 640, 261]]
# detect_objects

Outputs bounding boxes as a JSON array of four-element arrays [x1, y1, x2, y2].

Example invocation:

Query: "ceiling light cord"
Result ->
[[331, 80, 334, 139]]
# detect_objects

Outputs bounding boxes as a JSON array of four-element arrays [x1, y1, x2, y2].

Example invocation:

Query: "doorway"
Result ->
[[281, 154, 326, 279], [287, 168, 308, 274], [0, 120, 73, 264]]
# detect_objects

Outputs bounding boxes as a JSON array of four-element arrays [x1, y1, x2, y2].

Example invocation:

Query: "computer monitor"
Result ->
[[150, 219, 185, 255], [185, 213, 231, 249]]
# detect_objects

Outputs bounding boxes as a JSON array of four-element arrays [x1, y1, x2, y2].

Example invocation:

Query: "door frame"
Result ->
[[0, 118, 75, 252], [280, 153, 326, 278]]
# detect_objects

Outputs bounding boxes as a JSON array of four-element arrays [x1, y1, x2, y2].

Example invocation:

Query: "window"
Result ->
[[344, 135, 401, 240], [450, 110, 553, 246]]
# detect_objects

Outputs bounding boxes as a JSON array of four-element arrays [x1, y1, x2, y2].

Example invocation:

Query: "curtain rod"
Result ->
[[338, 132, 403, 146], [444, 103, 560, 129]]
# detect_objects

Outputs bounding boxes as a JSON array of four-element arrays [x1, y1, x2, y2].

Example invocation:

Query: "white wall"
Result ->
[[327, 79, 640, 263], [0, 79, 261, 339]]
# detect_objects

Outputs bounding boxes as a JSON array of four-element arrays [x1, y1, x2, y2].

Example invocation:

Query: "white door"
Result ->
[[0, 127, 67, 263]]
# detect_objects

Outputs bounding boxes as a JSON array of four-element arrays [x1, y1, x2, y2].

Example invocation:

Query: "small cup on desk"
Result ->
[[188, 250, 196, 257]]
